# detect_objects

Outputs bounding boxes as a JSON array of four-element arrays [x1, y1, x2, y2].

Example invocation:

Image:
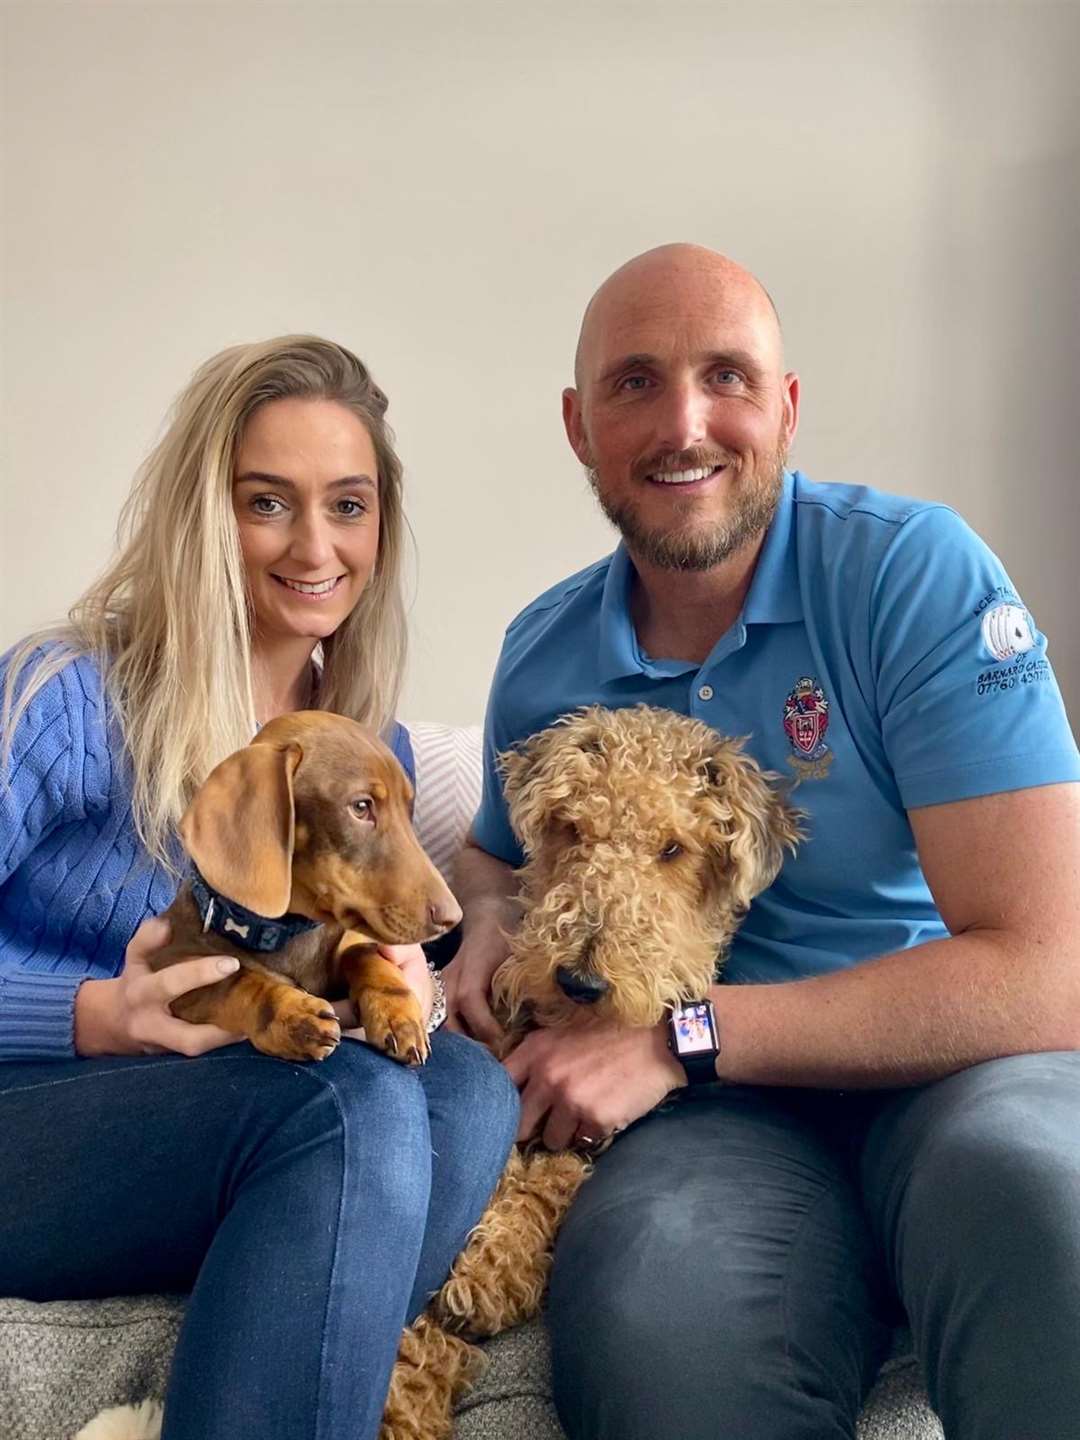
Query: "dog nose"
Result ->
[[555, 966, 610, 1005], [429, 895, 463, 934]]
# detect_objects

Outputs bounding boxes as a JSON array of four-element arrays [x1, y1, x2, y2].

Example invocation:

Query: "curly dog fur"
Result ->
[[381, 704, 802, 1440]]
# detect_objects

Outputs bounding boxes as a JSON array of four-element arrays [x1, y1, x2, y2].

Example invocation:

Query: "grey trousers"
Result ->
[[547, 1052, 1080, 1440]]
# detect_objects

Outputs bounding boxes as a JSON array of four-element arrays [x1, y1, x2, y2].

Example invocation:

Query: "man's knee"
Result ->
[[868, 1052, 1080, 1244], [548, 1176, 877, 1440], [865, 1054, 1080, 1436]]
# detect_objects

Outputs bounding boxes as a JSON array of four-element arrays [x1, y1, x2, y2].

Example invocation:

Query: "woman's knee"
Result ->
[[223, 1037, 425, 1124], [422, 1029, 520, 1166], [219, 1041, 433, 1201]]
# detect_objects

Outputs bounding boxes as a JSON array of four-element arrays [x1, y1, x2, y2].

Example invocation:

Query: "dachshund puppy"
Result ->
[[151, 711, 461, 1064]]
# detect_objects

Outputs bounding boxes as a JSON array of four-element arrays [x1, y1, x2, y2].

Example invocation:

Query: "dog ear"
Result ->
[[499, 709, 606, 855], [180, 741, 303, 916], [699, 743, 803, 913], [498, 729, 566, 855]]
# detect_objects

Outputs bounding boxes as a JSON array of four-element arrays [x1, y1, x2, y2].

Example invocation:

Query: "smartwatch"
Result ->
[[667, 999, 720, 1086]]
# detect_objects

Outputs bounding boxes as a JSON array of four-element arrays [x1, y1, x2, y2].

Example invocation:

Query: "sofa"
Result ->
[[0, 722, 943, 1440]]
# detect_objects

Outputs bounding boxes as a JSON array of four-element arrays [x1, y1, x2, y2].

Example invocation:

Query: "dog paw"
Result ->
[[362, 990, 430, 1066], [257, 989, 342, 1062]]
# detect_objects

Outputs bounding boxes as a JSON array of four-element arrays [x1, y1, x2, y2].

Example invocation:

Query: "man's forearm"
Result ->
[[453, 837, 521, 936], [444, 837, 524, 1038], [709, 927, 1080, 1090]]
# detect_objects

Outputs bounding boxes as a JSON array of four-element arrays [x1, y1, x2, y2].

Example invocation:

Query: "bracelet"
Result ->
[[427, 961, 447, 1033]]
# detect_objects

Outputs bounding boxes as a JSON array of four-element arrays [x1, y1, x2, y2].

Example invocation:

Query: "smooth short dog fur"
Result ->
[[381, 704, 802, 1439], [153, 710, 461, 1065]]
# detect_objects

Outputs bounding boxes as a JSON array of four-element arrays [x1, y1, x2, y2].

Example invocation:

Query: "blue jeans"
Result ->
[[0, 1031, 518, 1440], [549, 1052, 1080, 1440]]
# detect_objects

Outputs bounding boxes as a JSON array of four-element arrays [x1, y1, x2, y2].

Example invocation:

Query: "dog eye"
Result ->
[[350, 797, 375, 821], [659, 842, 683, 861]]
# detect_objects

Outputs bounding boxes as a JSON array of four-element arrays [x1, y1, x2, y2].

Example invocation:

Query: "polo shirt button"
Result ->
[[697, 684, 714, 701]]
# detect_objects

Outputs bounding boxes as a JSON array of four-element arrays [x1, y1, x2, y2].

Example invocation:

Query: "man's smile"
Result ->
[[645, 463, 729, 488]]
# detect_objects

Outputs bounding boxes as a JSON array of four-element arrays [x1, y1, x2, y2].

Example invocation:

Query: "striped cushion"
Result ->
[[407, 722, 484, 886]]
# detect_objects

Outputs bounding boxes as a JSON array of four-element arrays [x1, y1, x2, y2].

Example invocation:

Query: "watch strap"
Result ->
[[679, 1050, 719, 1086]]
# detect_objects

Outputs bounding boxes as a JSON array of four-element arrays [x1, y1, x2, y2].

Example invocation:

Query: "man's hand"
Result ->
[[506, 1020, 686, 1149], [74, 916, 243, 1057], [443, 906, 514, 1046]]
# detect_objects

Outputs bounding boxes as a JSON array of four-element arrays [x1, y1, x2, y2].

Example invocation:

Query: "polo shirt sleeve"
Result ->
[[469, 665, 527, 869], [870, 506, 1079, 810]]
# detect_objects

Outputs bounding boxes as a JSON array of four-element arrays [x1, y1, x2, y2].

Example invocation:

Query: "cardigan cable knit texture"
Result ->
[[0, 650, 413, 1062]]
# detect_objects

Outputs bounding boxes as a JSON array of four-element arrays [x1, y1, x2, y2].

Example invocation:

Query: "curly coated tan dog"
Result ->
[[152, 710, 461, 1064], [382, 704, 802, 1440]]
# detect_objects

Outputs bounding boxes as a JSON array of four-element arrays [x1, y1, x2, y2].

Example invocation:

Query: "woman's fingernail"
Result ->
[[217, 957, 240, 975]]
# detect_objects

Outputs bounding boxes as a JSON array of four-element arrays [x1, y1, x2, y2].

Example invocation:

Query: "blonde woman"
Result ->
[[0, 337, 518, 1440]]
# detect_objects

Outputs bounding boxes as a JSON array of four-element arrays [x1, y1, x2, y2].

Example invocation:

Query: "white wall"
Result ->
[[3, 0, 1077, 726]]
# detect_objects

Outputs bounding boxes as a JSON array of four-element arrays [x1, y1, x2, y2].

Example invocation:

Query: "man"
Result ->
[[445, 243, 1080, 1439]]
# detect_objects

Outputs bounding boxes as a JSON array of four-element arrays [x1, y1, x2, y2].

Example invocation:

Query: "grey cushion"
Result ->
[[456, 1321, 942, 1440], [0, 1296, 941, 1439], [0, 1296, 182, 1440]]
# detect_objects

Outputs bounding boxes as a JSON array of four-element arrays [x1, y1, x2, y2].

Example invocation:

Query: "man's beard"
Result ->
[[587, 444, 786, 573]]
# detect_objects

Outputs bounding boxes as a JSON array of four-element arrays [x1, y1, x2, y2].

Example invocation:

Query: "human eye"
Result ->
[[712, 368, 742, 387], [616, 373, 652, 394], [335, 496, 369, 519], [249, 494, 287, 517]]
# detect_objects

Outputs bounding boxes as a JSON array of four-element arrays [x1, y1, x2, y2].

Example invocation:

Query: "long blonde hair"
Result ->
[[1, 335, 408, 871]]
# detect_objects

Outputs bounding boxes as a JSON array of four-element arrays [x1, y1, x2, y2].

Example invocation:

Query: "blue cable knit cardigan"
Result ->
[[0, 651, 414, 1062]]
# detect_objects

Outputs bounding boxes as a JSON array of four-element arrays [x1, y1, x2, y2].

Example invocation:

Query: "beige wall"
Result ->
[[2, 1, 1077, 727]]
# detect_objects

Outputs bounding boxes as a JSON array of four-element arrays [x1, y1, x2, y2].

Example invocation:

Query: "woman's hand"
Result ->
[[380, 943, 435, 1026], [333, 942, 435, 1038], [74, 916, 244, 1058]]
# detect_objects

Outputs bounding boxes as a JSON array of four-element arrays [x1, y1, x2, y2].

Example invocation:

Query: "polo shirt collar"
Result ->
[[596, 470, 803, 682], [742, 470, 803, 624], [598, 544, 651, 681], [599, 546, 699, 680]]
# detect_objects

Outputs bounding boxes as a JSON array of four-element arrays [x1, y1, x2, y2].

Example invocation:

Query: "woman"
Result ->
[[0, 337, 518, 1439]]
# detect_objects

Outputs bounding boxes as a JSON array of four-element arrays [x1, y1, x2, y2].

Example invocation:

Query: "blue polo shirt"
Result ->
[[473, 471, 1079, 984]]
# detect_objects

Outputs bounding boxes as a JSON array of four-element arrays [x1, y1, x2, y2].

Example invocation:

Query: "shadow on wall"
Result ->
[[995, 144, 1080, 729], [927, 2, 1080, 730]]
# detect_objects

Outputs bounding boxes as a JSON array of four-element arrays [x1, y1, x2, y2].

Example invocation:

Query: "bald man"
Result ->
[[444, 244, 1080, 1439]]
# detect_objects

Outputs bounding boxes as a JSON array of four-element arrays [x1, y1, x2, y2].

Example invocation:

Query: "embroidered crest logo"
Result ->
[[980, 603, 1035, 663], [783, 676, 833, 780]]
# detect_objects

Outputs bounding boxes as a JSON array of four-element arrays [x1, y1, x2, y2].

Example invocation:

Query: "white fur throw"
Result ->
[[74, 1399, 162, 1440]]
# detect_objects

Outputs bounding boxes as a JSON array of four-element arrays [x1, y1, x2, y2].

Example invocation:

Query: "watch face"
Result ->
[[672, 1002, 717, 1056]]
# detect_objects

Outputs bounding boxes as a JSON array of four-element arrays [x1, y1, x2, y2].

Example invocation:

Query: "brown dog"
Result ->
[[382, 704, 803, 1439], [151, 711, 461, 1064]]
